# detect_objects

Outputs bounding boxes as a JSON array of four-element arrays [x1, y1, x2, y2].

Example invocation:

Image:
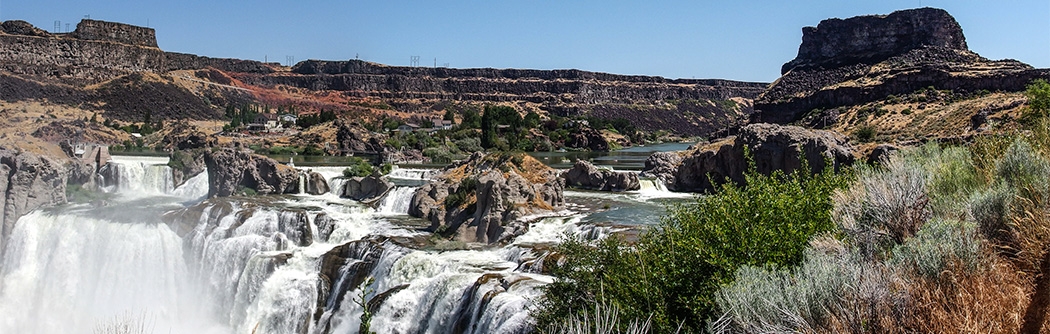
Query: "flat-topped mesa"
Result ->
[[781, 7, 966, 74], [753, 7, 1048, 125], [71, 19, 158, 48]]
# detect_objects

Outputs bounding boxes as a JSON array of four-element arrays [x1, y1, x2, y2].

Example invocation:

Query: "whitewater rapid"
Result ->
[[0, 156, 683, 334]]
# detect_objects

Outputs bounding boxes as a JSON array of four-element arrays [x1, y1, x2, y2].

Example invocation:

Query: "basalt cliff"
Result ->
[[0, 18, 765, 138], [752, 7, 1050, 125]]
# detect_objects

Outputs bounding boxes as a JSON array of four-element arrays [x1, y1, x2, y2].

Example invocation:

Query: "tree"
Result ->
[[443, 109, 456, 121], [481, 106, 496, 149], [1026, 79, 1050, 117], [462, 108, 481, 129]]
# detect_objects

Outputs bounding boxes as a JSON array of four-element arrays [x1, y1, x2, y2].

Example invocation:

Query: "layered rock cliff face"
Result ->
[[0, 19, 272, 86], [754, 8, 1050, 124], [0, 149, 69, 255], [643, 124, 854, 192], [409, 152, 564, 244], [237, 60, 769, 136]]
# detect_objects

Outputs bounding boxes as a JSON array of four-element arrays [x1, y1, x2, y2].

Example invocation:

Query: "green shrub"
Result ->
[[1025, 79, 1050, 118], [537, 160, 851, 332], [888, 219, 982, 279], [379, 163, 394, 176], [854, 125, 876, 142], [423, 147, 453, 163], [343, 157, 374, 177]]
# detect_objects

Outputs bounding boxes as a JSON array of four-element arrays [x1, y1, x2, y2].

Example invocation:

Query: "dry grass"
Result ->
[[899, 259, 1031, 333]]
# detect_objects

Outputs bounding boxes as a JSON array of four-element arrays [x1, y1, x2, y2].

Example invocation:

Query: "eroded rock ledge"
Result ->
[[409, 152, 564, 244], [643, 123, 854, 192], [204, 148, 304, 197]]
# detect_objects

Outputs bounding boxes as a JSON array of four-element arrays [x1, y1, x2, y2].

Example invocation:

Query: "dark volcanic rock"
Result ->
[[565, 128, 609, 151], [563, 160, 640, 192], [0, 149, 68, 254], [866, 144, 899, 165], [640, 151, 683, 187], [341, 175, 392, 201], [754, 8, 1050, 124], [335, 120, 386, 155], [203, 148, 299, 197], [305, 171, 330, 196], [781, 8, 967, 74], [672, 123, 854, 192], [1, 20, 51, 37], [409, 152, 564, 243]]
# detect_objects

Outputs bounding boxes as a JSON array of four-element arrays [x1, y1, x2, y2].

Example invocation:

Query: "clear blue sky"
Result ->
[[3, 0, 1048, 82]]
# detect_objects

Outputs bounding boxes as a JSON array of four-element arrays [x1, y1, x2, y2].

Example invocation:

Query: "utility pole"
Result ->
[[54, 20, 60, 33], [410, 56, 420, 67]]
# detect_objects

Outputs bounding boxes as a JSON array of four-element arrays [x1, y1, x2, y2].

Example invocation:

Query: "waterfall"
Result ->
[[638, 178, 668, 192], [0, 210, 225, 334], [109, 156, 175, 195], [299, 172, 307, 194], [375, 186, 418, 215], [387, 167, 437, 181], [1, 157, 591, 334]]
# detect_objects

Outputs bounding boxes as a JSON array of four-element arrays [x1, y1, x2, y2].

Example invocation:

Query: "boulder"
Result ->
[[0, 149, 69, 254], [563, 160, 639, 192], [639, 151, 683, 188], [672, 123, 855, 192], [409, 152, 564, 243], [305, 171, 330, 195], [314, 213, 336, 243], [203, 148, 300, 197], [342, 175, 392, 201], [866, 144, 899, 165]]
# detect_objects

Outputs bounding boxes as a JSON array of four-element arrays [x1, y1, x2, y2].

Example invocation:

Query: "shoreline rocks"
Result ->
[[563, 160, 639, 192], [643, 123, 854, 192]]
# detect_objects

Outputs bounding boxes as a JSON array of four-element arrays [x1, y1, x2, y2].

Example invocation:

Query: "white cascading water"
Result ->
[[0, 157, 632, 334], [110, 155, 176, 195], [0, 209, 226, 334], [375, 186, 418, 215], [387, 167, 437, 181]]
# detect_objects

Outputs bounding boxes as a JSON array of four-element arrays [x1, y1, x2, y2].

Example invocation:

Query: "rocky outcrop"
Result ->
[[335, 120, 386, 155], [563, 160, 639, 192], [409, 152, 564, 243], [640, 151, 683, 187], [305, 171, 330, 196], [203, 148, 300, 197], [71, 19, 158, 48], [754, 8, 1050, 124], [341, 175, 392, 201], [0, 149, 69, 254], [168, 149, 207, 188], [646, 123, 854, 192], [1, 20, 50, 37], [781, 8, 966, 74], [565, 127, 610, 151]]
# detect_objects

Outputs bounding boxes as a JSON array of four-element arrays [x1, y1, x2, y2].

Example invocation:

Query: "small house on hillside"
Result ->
[[279, 114, 297, 124], [253, 113, 280, 129], [430, 118, 454, 131]]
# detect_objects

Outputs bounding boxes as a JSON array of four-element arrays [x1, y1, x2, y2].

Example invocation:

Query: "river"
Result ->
[[0, 154, 692, 334]]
